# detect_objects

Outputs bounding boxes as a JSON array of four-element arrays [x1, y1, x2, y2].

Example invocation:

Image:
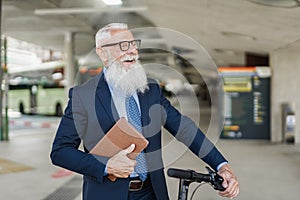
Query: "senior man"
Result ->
[[51, 23, 239, 200]]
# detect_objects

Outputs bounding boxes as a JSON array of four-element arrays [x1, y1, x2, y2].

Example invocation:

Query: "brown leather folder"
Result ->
[[90, 117, 149, 181]]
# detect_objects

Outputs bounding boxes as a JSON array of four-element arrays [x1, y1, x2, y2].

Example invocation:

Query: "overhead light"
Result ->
[[247, 0, 300, 8], [102, 0, 122, 6], [214, 48, 237, 55], [221, 31, 256, 41]]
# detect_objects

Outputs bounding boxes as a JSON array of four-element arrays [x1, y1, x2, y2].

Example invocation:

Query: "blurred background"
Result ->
[[0, 0, 300, 199]]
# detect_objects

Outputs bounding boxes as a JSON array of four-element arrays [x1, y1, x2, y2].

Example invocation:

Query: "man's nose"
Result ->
[[127, 44, 138, 54]]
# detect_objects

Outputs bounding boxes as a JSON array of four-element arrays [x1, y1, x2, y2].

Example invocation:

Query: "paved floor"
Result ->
[[1, 98, 300, 200]]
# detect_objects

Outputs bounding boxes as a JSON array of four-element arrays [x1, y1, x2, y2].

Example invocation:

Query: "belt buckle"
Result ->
[[129, 179, 144, 192]]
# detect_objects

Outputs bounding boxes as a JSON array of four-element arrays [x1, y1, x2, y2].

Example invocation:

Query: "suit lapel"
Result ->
[[95, 73, 119, 125], [138, 91, 151, 138]]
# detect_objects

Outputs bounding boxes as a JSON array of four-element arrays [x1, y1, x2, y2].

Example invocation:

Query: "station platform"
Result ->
[[1, 101, 300, 200]]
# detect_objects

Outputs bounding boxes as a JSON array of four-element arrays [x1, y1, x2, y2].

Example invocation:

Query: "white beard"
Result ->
[[105, 56, 148, 97]]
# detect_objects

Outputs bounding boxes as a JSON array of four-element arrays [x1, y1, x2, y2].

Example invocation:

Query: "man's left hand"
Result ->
[[217, 164, 239, 198]]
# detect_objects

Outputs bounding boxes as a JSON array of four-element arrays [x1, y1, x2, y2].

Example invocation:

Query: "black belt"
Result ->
[[128, 176, 151, 192]]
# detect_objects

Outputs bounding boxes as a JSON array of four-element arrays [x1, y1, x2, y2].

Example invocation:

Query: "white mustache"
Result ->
[[120, 55, 139, 62]]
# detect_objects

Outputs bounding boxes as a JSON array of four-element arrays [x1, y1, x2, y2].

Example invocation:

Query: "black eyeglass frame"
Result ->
[[100, 39, 141, 51]]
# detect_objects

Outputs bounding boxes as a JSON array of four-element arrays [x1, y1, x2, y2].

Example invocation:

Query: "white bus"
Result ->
[[8, 61, 102, 116], [9, 82, 66, 116]]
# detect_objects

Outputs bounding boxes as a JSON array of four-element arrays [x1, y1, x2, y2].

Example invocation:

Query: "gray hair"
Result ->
[[95, 23, 128, 48]]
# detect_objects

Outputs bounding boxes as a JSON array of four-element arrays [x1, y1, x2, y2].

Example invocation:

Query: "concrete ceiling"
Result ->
[[2, 0, 300, 80]]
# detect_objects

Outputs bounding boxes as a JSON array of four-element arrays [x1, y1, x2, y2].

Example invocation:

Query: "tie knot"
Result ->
[[125, 95, 134, 105]]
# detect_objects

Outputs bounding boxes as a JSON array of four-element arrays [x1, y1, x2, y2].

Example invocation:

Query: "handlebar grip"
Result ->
[[167, 167, 226, 192], [212, 174, 226, 191], [167, 168, 193, 179]]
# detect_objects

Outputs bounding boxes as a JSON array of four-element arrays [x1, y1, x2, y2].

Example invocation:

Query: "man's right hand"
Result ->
[[106, 144, 137, 178]]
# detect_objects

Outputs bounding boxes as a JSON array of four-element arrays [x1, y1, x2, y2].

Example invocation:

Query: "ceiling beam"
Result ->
[[34, 6, 148, 15]]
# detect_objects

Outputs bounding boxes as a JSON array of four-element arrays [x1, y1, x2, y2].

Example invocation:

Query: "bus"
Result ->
[[9, 82, 66, 116], [8, 60, 102, 116]]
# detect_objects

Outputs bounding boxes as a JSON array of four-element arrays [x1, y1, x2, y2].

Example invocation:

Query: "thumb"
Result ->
[[222, 179, 228, 188], [220, 172, 230, 188], [123, 144, 135, 154]]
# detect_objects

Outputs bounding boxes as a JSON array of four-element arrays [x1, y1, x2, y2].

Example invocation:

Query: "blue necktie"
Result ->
[[125, 95, 148, 181]]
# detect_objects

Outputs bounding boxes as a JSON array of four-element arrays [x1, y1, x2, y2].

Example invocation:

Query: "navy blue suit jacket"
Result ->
[[50, 72, 227, 200]]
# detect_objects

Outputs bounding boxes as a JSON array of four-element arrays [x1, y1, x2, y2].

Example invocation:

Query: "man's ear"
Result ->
[[96, 48, 108, 62]]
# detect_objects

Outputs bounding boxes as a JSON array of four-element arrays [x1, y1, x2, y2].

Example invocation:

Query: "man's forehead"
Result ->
[[105, 29, 134, 43]]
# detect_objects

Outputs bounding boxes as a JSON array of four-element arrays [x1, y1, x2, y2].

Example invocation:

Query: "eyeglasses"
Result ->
[[101, 39, 141, 51]]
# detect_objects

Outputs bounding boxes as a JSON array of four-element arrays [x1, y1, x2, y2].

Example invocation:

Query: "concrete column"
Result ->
[[0, 0, 3, 139], [64, 32, 76, 92], [270, 41, 300, 144]]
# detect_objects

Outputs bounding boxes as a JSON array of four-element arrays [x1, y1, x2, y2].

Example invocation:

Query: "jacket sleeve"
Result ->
[[159, 85, 228, 171], [50, 87, 108, 183]]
